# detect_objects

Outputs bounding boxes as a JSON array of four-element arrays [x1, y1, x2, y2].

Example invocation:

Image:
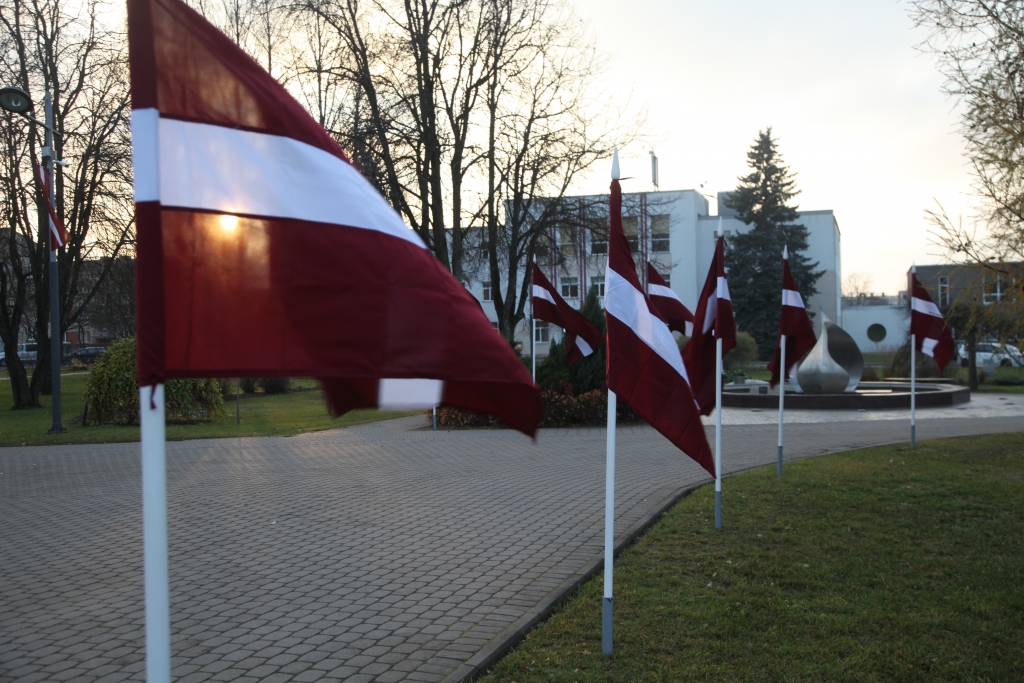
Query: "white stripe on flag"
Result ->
[[648, 283, 681, 302], [912, 296, 943, 318], [532, 285, 557, 306], [132, 109, 160, 202], [782, 289, 804, 308], [921, 337, 939, 358], [685, 321, 694, 337], [156, 117, 423, 247], [606, 268, 688, 380], [703, 295, 718, 334], [717, 276, 731, 301], [378, 378, 443, 409], [576, 337, 594, 357]]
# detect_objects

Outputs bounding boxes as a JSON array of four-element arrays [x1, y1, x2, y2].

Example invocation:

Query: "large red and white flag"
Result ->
[[127, 0, 541, 434], [37, 164, 68, 249], [646, 263, 694, 337], [605, 174, 713, 475], [682, 236, 736, 415], [766, 255, 816, 387], [910, 271, 956, 370], [531, 265, 602, 366]]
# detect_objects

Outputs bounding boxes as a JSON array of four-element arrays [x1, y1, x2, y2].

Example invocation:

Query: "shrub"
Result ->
[[84, 337, 224, 425], [536, 336, 570, 391], [887, 339, 944, 378], [239, 377, 258, 394], [258, 376, 291, 394], [433, 388, 644, 429], [724, 330, 759, 370]]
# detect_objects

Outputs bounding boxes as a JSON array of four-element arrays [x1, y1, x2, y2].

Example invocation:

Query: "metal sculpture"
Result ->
[[796, 323, 850, 394], [823, 314, 864, 392]]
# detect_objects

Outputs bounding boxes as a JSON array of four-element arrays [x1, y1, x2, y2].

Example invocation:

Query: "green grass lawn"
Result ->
[[481, 433, 1024, 683], [0, 373, 419, 447]]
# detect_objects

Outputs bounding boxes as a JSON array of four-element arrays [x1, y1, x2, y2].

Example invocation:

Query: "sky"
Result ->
[[567, 0, 974, 296]]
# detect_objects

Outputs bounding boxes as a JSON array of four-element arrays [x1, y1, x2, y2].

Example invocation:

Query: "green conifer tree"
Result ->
[[723, 128, 823, 358], [568, 286, 607, 394]]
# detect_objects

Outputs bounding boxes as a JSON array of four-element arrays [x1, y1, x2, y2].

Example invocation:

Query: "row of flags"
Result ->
[[126, 0, 960, 671]]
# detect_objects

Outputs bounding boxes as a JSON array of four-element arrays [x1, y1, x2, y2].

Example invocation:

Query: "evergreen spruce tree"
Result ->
[[568, 286, 607, 394], [723, 128, 823, 358]]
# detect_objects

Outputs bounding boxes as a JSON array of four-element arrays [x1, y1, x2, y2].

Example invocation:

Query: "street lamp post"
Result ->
[[1, 85, 66, 433]]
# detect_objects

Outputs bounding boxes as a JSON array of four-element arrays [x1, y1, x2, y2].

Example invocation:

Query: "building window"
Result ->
[[535, 232, 551, 263], [559, 223, 577, 258], [983, 275, 1004, 305], [590, 218, 608, 255], [622, 216, 639, 252], [937, 276, 949, 307], [651, 215, 670, 252], [482, 281, 492, 301], [867, 323, 887, 342], [591, 276, 605, 297], [534, 320, 549, 343], [658, 272, 671, 288], [561, 277, 579, 299]]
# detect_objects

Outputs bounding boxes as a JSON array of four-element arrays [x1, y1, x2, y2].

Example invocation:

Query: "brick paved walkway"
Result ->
[[2, 400, 1022, 683]]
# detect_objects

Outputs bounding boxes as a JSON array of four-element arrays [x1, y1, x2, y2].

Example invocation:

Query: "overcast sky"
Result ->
[[568, 0, 972, 296]]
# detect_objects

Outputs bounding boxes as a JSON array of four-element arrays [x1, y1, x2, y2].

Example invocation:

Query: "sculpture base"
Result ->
[[722, 381, 970, 410]]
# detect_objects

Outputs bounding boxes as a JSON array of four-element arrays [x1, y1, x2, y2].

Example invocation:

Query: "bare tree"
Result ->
[[911, 0, 1024, 336], [477, 0, 637, 339], [0, 0, 133, 408]]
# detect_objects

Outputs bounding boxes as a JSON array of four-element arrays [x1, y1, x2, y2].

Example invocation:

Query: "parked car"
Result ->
[[0, 342, 38, 367], [957, 340, 1023, 367], [62, 346, 107, 365]]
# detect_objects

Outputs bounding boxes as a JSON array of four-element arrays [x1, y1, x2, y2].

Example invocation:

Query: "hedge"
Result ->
[[83, 337, 224, 425]]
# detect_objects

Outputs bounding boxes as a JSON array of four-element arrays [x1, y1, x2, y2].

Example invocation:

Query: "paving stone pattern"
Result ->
[[2, 412, 1022, 683]]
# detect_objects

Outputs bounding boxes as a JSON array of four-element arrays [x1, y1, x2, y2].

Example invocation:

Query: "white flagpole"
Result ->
[[911, 332, 916, 449], [531, 319, 536, 383], [777, 245, 788, 477], [603, 147, 619, 656], [141, 384, 171, 683], [910, 265, 916, 449], [603, 389, 617, 655], [778, 334, 786, 477], [715, 216, 723, 529]]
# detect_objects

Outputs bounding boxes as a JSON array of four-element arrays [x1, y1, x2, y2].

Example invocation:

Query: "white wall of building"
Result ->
[[465, 187, 843, 357], [841, 305, 909, 354]]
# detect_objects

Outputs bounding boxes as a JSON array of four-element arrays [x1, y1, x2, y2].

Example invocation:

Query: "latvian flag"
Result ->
[[646, 263, 694, 337], [682, 236, 736, 416], [910, 270, 956, 370], [127, 0, 541, 434], [605, 170, 713, 475], [37, 164, 68, 249], [766, 254, 816, 387], [531, 265, 603, 366]]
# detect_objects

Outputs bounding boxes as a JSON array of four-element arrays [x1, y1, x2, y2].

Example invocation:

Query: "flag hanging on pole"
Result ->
[[37, 164, 68, 249], [682, 237, 736, 416], [767, 253, 816, 387], [646, 263, 694, 337], [531, 264, 603, 366], [604, 168, 713, 475], [127, 0, 541, 432], [910, 273, 956, 370]]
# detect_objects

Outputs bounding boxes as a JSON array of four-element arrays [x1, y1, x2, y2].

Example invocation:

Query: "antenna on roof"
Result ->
[[650, 150, 659, 190]]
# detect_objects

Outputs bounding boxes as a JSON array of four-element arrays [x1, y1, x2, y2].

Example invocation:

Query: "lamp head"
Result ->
[[0, 87, 33, 115]]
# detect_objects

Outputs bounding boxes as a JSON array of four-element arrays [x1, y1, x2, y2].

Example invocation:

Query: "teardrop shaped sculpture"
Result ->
[[823, 314, 864, 392], [797, 320, 850, 394]]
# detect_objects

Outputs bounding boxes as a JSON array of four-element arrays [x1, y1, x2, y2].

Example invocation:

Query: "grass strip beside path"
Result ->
[[0, 374, 418, 447], [481, 433, 1024, 683]]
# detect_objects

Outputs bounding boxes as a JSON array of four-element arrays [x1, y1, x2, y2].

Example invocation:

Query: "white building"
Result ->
[[465, 189, 843, 359]]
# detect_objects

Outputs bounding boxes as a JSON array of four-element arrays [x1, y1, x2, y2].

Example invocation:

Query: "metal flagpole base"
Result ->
[[715, 491, 722, 529], [911, 424, 916, 450], [602, 597, 613, 655], [777, 446, 783, 477]]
